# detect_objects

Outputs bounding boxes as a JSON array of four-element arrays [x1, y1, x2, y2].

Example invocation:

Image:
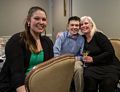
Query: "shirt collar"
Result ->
[[67, 31, 79, 39]]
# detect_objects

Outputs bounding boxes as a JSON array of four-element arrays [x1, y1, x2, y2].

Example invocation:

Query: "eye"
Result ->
[[34, 17, 40, 20], [42, 18, 46, 21], [85, 22, 88, 25], [75, 24, 79, 27], [70, 24, 74, 26]]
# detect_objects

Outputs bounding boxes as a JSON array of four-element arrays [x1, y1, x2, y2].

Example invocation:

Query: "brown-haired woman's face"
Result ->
[[28, 10, 47, 33]]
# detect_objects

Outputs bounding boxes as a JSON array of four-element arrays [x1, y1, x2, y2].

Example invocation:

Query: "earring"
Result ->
[[28, 23, 30, 27]]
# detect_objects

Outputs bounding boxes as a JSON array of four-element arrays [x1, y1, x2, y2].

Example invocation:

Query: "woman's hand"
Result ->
[[83, 56, 93, 63], [16, 85, 26, 92]]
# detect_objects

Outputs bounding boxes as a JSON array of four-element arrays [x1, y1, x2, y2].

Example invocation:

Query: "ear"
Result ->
[[26, 17, 30, 24], [27, 20, 30, 24]]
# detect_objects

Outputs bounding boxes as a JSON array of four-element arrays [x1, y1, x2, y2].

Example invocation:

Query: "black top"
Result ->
[[83, 32, 120, 80], [0, 32, 54, 91]]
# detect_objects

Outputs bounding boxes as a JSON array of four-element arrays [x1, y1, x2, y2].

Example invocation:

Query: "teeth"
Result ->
[[37, 24, 41, 27], [37, 24, 43, 29]]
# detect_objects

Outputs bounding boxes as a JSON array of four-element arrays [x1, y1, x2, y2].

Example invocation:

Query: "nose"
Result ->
[[39, 19, 44, 23]]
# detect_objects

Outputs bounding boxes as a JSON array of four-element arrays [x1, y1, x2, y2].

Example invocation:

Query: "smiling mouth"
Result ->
[[36, 24, 44, 29]]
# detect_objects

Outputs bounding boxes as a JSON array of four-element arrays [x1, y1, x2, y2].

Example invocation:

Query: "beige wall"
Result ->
[[1, 0, 120, 39], [0, 0, 52, 38], [52, 0, 71, 42], [72, 0, 120, 39]]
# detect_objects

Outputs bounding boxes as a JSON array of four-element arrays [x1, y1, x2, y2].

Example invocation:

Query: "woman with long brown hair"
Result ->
[[0, 6, 53, 92]]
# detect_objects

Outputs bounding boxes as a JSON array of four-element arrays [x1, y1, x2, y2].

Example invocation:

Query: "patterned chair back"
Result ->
[[25, 54, 75, 92]]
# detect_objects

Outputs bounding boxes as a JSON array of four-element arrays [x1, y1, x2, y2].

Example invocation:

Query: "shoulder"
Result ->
[[7, 32, 23, 44], [77, 34, 85, 44], [5, 32, 26, 55], [78, 34, 84, 39], [95, 31, 107, 38], [94, 31, 110, 43], [55, 31, 68, 42], [41, 36, 52, 42], [58, 31, 68, 38], [41, 36, 53, 45], [6, 32, 24, 49], [9, 32, 21, 40], [94, 31, 108, 39]]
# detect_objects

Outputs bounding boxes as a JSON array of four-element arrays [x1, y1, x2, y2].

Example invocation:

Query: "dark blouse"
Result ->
[[83, 32, 120, 80], [0, 32, 54, 91]]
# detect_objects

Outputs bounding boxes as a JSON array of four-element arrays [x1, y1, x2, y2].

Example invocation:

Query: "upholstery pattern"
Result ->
[[25, 54, 75, 92]]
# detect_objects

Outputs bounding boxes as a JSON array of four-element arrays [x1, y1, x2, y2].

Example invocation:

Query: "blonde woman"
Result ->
[[80, 16, 120, 92]]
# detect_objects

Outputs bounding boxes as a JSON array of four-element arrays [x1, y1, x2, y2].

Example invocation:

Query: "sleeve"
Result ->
[[42, 36, 54, 60], [93, 32, 115, 64], [76, 38, 84, 61], [46, 37, 54, 59], [53, 35, 63, 57], [5, 34, 25, 89], [80, 38, 85, 60]]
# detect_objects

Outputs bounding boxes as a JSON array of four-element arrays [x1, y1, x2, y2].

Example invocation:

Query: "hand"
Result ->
[[83, 56, 93, 63], [56, 32, 62, 38], [16, 85, 26, 92]]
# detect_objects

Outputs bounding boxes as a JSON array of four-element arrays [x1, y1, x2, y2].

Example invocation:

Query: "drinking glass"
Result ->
[[83, 50, 89, 67]]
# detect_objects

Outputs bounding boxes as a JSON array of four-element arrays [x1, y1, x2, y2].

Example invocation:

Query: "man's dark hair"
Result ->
[[68, 16, 80, 24]]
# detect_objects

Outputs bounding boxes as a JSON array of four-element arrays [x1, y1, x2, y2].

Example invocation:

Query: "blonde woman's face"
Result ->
[[28, 10, 47, 33], [80, 18, 93, 34]]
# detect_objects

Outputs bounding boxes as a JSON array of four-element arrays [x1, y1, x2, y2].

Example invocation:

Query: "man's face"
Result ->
[[67, 20, 80, 35]]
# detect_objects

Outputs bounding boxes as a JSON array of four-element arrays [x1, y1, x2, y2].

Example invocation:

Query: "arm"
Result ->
[[5, 33, 26, 89], [76, 38, 85, 61], [93, 32, 115, 64], [53, 36, 63, 57], [53, 32, 66, 57], [44, 36, 54, 59], [48, 38, 54, 59]]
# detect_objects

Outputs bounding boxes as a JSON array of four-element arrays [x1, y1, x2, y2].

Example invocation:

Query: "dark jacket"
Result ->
[[0, 32, 54, 91], [83, 32, 120, 79]]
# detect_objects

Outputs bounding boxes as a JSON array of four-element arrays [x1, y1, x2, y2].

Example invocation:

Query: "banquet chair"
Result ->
[[25, 54, 75, 92], [110, 39, 120, 89]]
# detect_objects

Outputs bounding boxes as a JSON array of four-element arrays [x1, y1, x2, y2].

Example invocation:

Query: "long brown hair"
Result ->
[[20, 6, 47, 53]]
